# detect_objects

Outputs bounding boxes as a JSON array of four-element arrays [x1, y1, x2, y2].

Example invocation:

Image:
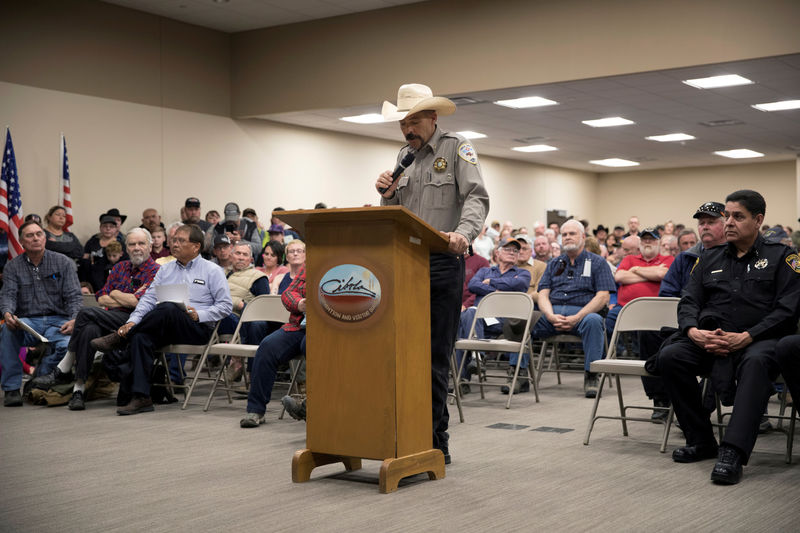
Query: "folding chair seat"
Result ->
[[201, 295, 290, 411], [455, 292, 539, 408], [583, 297, 679, 452], [153, 321, 222, 409]]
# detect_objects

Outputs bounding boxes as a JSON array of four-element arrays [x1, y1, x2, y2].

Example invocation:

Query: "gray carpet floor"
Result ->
[[2, 371, 799, 532]]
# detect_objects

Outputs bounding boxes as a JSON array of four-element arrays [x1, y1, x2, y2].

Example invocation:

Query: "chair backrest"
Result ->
[[240, 294, 291, 325], [82, 294, 100, 308], [608, 296, 679, 359], [474, 291, 534, 322]]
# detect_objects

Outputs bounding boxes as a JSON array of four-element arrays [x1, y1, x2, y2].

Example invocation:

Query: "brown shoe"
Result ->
[[116, 396, 154, 416], [91, 332, 124, 353]]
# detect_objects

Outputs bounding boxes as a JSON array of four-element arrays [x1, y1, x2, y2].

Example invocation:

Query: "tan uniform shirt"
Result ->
[[381, 126, 489, 243]]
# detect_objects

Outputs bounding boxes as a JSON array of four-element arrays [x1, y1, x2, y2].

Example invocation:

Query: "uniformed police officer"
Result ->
[[658, 189, 800, 485], [375, 84, 489, 465]]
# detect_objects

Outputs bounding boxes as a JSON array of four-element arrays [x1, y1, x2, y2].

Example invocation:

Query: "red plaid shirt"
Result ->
[[96, 257, 159, 310], [281, 266, 306, 332]]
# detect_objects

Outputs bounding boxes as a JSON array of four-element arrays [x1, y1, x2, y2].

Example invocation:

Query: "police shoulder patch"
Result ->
[[785, 253, 800, 273], [458, 143, 477, 165]]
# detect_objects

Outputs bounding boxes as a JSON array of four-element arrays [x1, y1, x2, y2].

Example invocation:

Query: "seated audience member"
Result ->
[[544, 228, 556, 244], [139, 208, 164, 233], [514, 235, 546, 305], [220, 243, 271, 382], [455, 239, 530, 390], [677, 229, 698, 252], [156, 221, 183, 265], [660, 234, 679, 257], [486, 220, 500, 241], [206, 202, 262, 258], [272, 240, 306, 295], [663, 220, 675, 236], [639, 202, 726, 421], [625, 216, 640, 237], [532, 221, 545, 237], [31, 228, 159, 410], [91, 224, 232, 415], [472, 226, 494, 261], [270, 208, 300, 242], [533, 235, 551, 263], [763, 225, 793, 247], [182, 197, 211, 232], [149, 226, 170, 261], [104, 208, 127, 229], [655, 190, 800, 485], [609, 234, 639, 267], [81, 213, 126, 281], [593, 225, 609, 247], [87, 240, 124, 295], [549, 241, 561, 258], [242, 208, 265, 243], [240, 265, 306, 428], [256, 240, 288, 285], [43, 205, 82, 264], [612, 225, 625, 242], [1, 221, 81, 407], [211, 234, 233, 271], [267, 224, 285, 244], [607, 228, 673, 334], [532, 220, 616, 398], [205, 210, 220, 226]]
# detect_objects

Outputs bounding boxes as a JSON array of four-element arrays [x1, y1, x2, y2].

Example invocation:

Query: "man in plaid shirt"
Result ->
[[240, 264, 306, 428], [32, 228, 159, 410]]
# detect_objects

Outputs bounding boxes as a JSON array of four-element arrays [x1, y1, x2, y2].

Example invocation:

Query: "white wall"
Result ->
[[1, 81, 595, 242]]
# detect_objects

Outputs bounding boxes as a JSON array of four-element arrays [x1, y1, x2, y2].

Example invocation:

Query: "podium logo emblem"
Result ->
[[319, 264, 381, 322]]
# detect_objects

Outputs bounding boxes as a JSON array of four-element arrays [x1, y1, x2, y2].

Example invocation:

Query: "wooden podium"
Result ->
[[280, 206, 450, 493]]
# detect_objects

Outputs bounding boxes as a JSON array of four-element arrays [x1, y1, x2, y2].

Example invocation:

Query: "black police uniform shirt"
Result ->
[[678, 234, 800, 341]]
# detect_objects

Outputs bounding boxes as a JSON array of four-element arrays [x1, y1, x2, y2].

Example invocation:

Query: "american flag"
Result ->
[[60, 134, 73, 231], [0, 128, 24, 258]]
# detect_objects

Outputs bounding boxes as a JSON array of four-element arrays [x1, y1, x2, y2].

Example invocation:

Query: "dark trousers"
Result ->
[[430, 253, 465, 453], [775, 335, 800, 411], [638, 330, 669, 402], [68, 307, 131, 381], [127, 303, 213, 397], [659, 336, 779, 463], [246, 328, 306, 415]]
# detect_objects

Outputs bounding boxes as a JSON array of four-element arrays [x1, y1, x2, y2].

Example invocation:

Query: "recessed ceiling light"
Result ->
[[582, 117, 634, 127], [512, 144, 558, 153], [493, 96, 558, 109], [752, 100, 800, 112], [713, 149, 764, 159], [589, 158, 640, 167], [339, 113, 385, 124], [646, 133, 696, 142], [682, 74, 753, 89], [457, 131, 487, 139]]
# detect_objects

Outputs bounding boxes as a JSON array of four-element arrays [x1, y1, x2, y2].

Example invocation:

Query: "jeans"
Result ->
[[246, 328, 306, 415], [1, 316, 70, 391], [531, 304, 606, 371]]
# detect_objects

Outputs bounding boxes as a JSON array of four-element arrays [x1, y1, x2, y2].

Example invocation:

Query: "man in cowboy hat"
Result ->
[[375, 83, 489, 464]]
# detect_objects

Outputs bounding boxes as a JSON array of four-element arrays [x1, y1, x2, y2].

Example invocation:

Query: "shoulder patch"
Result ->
[[785, 253, 800, 273], [458, 143, 478, 165]]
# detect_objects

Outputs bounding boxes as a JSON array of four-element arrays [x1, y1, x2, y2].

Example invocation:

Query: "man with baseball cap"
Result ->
[[205, 202, 261, 259], [182, 197, 211, 232], [375, 83, 489, 464]]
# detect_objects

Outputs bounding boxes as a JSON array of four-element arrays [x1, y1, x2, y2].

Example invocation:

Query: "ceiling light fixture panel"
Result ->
[[457, 131, 487, 139], [512, 145, 558, 153], [646, 133, 696, 142], [713, 149, 764, 159], [589, 158, 640, 167], [752, 100, 800, 112], [582, 117, 635, 127], [493, 96, 558, 109], [682, 74, 753, 89], [339, 113, 385, 124]]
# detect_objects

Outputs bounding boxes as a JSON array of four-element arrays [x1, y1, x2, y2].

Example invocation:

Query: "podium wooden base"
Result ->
[[291, 448, 445, 494]]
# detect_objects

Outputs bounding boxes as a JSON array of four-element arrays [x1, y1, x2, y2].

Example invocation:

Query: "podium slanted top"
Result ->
[[277, 206, 451, 254]]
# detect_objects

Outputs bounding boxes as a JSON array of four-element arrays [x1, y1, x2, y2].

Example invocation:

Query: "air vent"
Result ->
[[450, 96, 483, 106], [699, 119, 745, 127], [786, 145, 800, 152], [513, 136, 550, 143]]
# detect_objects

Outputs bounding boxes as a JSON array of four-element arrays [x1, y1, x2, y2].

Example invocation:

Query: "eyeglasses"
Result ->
[[500, 247, 519, 254], [287, 249, 306, 255]]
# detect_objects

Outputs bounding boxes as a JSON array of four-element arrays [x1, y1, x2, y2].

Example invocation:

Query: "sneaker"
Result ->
[[240, 412, 265, 428], [31, 367, 73, 390], [651, 399, 670, 423], [3, 389, 23, 407], [758, 416, 773, 434], [68, 390, 85, 411], [584, 372, 599, 399], [281, 395, 307, 421]]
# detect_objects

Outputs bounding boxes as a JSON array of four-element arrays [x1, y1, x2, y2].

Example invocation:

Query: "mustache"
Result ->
[[405, 133, 420, 141]]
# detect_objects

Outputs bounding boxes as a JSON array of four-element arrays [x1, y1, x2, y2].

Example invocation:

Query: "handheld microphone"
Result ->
[[379, 152, 416, 194]]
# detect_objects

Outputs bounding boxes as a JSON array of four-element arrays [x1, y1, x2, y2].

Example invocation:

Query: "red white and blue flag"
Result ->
[[60, 134, 73, 231], [0, 128, 24, 258]]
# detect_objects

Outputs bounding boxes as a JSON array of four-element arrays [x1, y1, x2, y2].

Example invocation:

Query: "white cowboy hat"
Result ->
[[381, 83, 456, 121]]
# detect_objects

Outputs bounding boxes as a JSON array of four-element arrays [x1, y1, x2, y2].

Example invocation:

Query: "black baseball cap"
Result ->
[[693, 201, 725, 219], [185, 197, 201, 208]]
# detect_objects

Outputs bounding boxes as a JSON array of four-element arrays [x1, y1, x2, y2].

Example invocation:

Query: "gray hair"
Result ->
[[126, 227, 152, 245], [561, 219, 585, 235]]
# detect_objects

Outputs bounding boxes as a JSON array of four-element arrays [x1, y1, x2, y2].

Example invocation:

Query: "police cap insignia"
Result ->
[[786, 253, 800, 273], [458, 143, 478, 165]]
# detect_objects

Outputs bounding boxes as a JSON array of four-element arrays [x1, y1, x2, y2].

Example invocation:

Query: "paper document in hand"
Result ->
[[18, 320, 49, 344], [156, 284, 189, 310]]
